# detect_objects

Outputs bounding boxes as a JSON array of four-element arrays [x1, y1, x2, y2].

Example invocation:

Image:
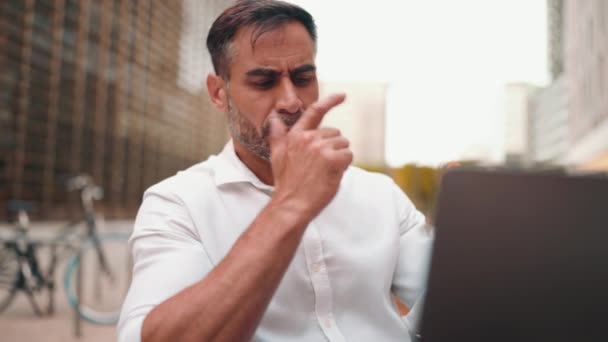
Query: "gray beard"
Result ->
[[226, 97, 302, 161]]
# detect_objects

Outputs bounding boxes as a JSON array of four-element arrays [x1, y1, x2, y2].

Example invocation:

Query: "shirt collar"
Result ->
[[213, 140, 274, 191]]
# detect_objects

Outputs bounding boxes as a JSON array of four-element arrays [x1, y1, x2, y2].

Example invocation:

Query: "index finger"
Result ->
[[292, 93, 346, 131]]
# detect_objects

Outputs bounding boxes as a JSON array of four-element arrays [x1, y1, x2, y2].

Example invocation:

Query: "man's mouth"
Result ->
[[280, 112, 303, 127], [261, 112, 302, 137]]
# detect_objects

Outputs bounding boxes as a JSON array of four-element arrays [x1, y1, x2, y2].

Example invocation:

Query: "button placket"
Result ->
[[302, 222, 347, 342]]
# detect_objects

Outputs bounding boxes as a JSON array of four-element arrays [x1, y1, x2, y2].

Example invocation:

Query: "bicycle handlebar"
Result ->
[[65, 174, 104, 213], [66, 175, 94, 192]]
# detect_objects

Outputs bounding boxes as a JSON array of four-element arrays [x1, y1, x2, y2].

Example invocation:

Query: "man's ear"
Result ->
[[207, 73, 228, 112]]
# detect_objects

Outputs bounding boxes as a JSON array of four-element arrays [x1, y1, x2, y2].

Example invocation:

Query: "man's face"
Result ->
[[224, 21, 319, 160]]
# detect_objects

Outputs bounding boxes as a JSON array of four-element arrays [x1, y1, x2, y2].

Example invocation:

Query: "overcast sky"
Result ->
[[290, 0, 549, 166]]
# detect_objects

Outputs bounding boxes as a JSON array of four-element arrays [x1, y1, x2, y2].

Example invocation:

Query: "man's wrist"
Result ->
[[267, 193, 315, 231]]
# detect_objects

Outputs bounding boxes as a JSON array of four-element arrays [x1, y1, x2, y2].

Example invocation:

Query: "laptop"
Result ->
[[419, 169, 608, 342]]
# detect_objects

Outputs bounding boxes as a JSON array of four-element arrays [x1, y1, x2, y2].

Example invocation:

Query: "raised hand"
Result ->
[[269, 93, 352, 220]]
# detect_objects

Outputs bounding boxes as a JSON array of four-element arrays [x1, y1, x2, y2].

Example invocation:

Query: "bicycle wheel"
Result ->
[[64, 232, 131, 325], [0, 246, 19, 313]]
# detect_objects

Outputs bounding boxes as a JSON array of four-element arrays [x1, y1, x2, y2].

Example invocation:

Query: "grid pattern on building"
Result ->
[[548, 0, 564, 80], [0, 0, 230, 220], [504, 83, 539, 165], [564, 0, 608, 144], [529, 76, 569, 162]]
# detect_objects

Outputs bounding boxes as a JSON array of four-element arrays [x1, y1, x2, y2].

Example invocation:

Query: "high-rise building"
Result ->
[[0, 0, 231, 220], [563, 0, 608, 170], [529, 0, 607, 170], [548, 0, 565, 80], [529, 76, 569, 163], [504, 83, 539, 166], [526, 1, 569, 165]]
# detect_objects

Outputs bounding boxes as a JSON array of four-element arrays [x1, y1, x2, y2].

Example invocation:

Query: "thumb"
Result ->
[[268, 114, 287, 146]]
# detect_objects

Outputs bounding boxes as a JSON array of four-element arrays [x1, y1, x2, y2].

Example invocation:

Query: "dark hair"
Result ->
[[206, 0, 317, 79]]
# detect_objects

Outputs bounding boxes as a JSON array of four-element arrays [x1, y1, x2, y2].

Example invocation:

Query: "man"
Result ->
[[118, 1, 432, 341]]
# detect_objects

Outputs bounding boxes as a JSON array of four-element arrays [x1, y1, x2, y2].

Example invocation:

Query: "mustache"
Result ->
[[261, 112, 303, 138]]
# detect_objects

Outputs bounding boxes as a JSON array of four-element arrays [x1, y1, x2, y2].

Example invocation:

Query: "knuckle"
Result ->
[[299, 131, 314, 143], [308, 103, 322, 114], [325, 127, 340, 136], [320, 147, 333, 160], [311, 139, 323, 152], [340, 137, 350, 147]]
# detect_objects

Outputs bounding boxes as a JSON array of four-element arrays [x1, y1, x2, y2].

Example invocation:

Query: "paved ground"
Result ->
[[1, 295, 117, 342], [0, 220, 133, 342]]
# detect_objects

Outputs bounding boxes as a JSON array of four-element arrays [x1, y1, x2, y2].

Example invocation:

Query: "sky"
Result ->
[[290, 0, 549, 166]]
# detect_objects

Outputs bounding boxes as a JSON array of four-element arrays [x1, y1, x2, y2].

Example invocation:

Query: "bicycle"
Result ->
[[0, 202, 56, 316], [0, 175, 132, 325]]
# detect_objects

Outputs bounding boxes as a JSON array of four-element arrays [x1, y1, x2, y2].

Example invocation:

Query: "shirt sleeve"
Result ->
[[389, 183, 434, 335], [117, 185, 214, 342]]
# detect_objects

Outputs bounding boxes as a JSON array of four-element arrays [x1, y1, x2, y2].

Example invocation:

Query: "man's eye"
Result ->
[[254, 79, 275, 89], [293, 76, 312, 87]]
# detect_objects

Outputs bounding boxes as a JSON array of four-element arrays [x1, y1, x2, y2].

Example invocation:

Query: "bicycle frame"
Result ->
[[1, 233, 57, 316], [49, 177, 113, 278], [83, 210, 114, 282]]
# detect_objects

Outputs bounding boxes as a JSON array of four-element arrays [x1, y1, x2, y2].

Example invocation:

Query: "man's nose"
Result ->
[[276, 78, 303, 114]]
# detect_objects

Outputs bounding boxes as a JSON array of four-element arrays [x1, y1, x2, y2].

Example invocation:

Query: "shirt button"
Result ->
[[312, 263, 323, 273], [324, 318, 333, 328]]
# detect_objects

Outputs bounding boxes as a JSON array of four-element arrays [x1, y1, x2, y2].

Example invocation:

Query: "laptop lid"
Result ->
[[420, 169, 608, 342]]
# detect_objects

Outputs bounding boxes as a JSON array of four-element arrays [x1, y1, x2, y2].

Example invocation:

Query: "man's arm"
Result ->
[[140, 94, 351, 342], [141, 198, 308, 341], [390, 184, 434, 335]]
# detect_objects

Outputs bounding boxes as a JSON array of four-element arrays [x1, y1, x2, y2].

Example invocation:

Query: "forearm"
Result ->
[[141, 198, 310, 342]]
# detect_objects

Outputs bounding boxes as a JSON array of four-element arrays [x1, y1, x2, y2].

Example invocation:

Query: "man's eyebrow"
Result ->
[[245, 64, 316, 77], [291, 64, 316, 74], [245, 68, 280, 77]]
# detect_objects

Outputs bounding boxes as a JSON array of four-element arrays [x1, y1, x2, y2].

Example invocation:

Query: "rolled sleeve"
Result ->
[[117, 186, 214, 342]]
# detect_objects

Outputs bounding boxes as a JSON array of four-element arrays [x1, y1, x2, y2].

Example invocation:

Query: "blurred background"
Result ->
[[1, 0, 607, 340]]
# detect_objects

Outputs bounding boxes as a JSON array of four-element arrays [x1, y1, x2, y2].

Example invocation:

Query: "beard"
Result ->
[[226, 96, 302, 161]]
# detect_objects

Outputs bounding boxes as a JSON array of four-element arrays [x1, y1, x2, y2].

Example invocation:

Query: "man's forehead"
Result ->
[[234, 21, 313, 48], [230, 22, 315, 70]]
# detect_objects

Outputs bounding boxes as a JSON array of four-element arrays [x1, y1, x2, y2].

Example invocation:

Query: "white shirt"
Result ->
[[118, 141, 433, 342]]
